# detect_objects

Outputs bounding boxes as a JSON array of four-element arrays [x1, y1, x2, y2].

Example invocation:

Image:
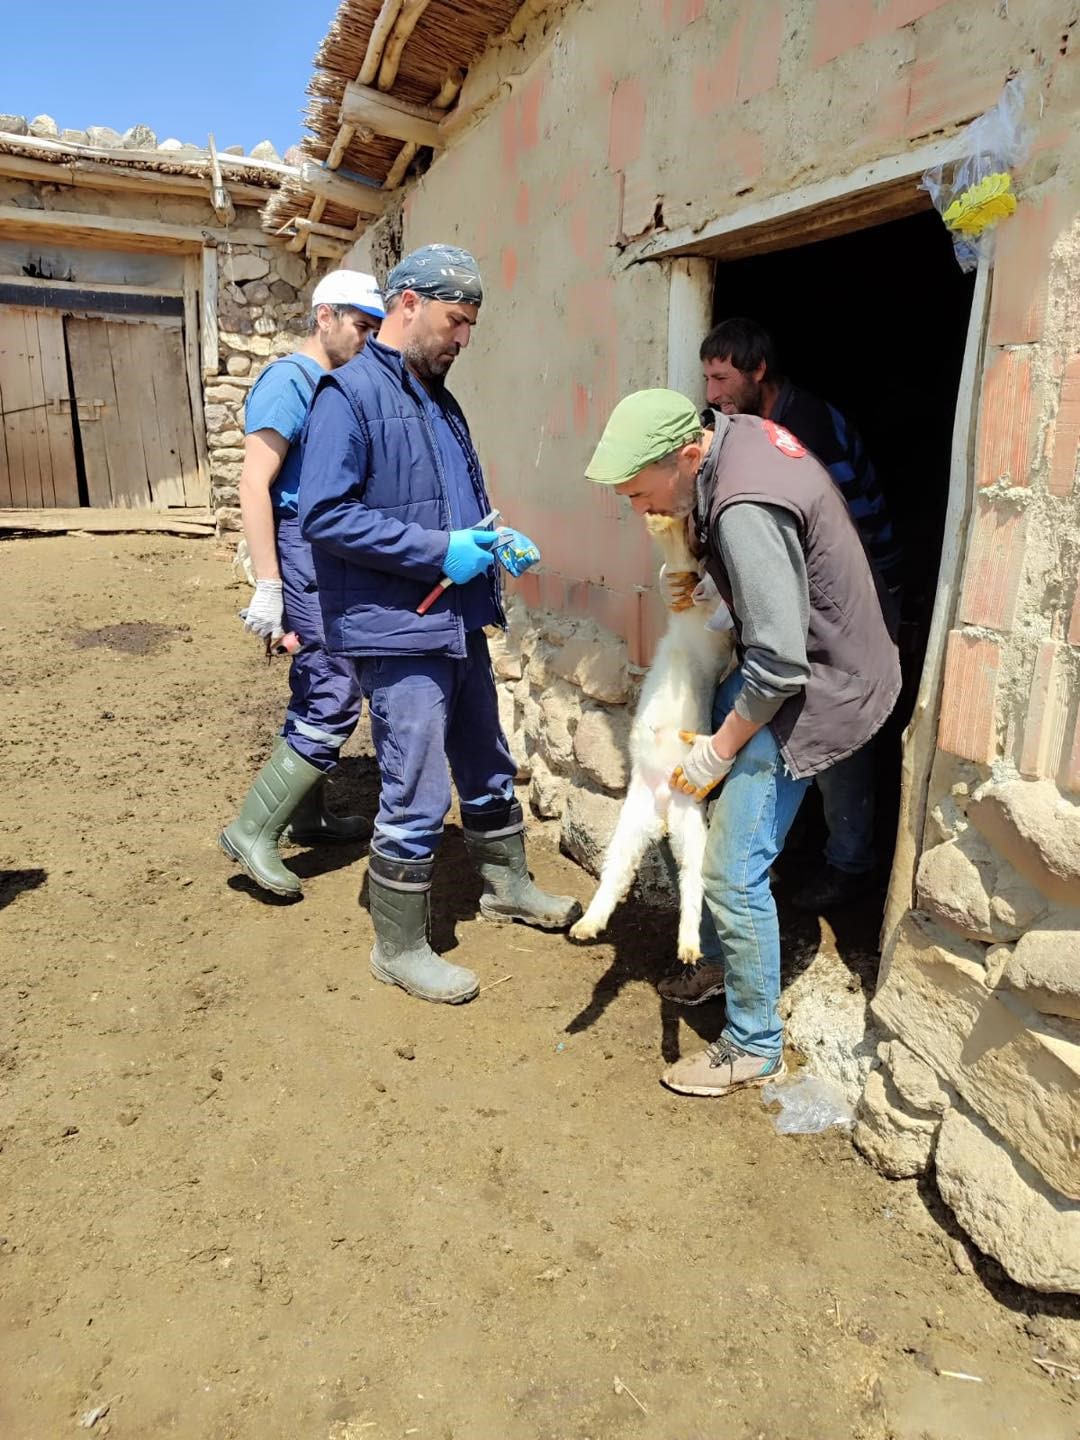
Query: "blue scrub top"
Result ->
[[244, 353, 325, 518]]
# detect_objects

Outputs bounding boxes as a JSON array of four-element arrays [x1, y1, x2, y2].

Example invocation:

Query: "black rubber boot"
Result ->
[[789, 862, 877, 912], [219, 737, 321, 898], [463, 802, 582, 930], [285, 778, 372, 845], [367, 850, 479, 1004]]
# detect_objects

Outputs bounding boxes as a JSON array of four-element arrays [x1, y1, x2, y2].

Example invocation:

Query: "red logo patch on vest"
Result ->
[[762, 420, 806, 458]]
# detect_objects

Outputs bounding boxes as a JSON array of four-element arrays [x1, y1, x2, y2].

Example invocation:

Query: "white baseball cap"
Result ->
[[311, 268, 385, 320]]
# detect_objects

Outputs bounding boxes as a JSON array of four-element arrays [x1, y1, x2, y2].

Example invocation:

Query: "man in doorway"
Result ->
[[219, 269, 386, 899], [585, 389, 899, 1097], [299, 244, 581, 1006], [695, 316, 903, 910]]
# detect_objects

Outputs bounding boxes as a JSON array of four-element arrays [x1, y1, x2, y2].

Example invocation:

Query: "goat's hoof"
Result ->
[[677, 944, 703, 963]]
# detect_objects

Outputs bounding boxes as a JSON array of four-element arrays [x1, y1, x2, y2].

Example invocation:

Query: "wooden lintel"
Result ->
[[340, 81, 445, 149], [298, 161, 387, 216], [0, 203, 267, 254], [0, 151, 272, 208]]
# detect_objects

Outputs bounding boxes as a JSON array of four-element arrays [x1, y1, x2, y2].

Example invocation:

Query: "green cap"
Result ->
[[585, 388, 701, 484]]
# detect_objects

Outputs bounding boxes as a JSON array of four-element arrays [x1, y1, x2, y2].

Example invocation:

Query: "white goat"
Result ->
[[570, 515, 735, 960]]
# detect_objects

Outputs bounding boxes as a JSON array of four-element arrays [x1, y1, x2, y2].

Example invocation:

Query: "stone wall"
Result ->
[[855, 37, 1080, 1293], [856, 771, 1080, 1293], [204, 241, 315, 535], [492, 591, 714, 911]]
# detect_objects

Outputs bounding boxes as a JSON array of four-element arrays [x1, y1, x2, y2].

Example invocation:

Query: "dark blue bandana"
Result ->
[[384, 243, 483, 305]]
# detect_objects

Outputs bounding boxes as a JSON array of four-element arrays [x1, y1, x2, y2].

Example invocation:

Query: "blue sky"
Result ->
[[1, 1, 340, 156]]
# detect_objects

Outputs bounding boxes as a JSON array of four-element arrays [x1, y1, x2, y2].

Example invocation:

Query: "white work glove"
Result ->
[[691, 574, 736, 632], [671, 730, 735, 800], [240, 578, 285, 639], [658, 562, 700, 612], [691, 574, 719, 606]]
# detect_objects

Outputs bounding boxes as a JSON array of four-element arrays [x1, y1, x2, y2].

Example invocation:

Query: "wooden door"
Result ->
[[65, 315, 202, 508], [0, 306, 79, 507]]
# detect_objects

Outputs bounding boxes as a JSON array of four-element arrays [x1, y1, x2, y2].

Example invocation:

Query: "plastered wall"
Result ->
[[349, 0, 1078, 668], [346, 0, 1080, 1291]]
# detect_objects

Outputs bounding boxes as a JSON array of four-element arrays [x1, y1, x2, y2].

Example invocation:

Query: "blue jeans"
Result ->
[[817, 743, 876, 874], [278, 517, 364, 773], [358, 630, 516, 860], [698, 671, 810, 1056]]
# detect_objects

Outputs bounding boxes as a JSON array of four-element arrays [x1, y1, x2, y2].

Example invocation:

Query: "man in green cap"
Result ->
[[585, 389, 900, 1097]]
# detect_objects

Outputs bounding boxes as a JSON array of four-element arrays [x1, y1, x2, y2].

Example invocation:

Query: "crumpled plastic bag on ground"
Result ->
[[761, 1072, 855, 1135], [920, 74, 1032, 271]]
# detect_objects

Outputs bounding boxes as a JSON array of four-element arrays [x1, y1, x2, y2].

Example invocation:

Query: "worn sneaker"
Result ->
[[789, 863, 875, 912], [657, 962, 726, 1006], [661, 1037, 785, 1097]]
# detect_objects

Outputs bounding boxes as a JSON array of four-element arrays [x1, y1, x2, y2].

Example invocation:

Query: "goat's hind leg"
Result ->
[[666, 792, 709, 962], [569, 776, 665, 942]]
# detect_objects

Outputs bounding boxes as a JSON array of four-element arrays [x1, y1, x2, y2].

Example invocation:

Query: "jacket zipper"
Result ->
[[401, 368, 467, 658]]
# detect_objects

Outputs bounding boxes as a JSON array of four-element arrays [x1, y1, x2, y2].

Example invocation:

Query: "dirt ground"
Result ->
[[2, 532, 1078, 1440]]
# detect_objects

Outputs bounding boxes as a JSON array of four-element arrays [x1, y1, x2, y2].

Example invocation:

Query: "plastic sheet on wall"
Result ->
[[920, 75, 1033, 272]]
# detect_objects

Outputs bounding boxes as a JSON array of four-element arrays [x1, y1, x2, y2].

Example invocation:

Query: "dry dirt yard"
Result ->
[[2, 532, 1078, 1440]]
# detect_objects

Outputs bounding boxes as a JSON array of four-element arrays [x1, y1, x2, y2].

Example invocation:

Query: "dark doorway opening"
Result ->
[[711, 206, 976, 925]]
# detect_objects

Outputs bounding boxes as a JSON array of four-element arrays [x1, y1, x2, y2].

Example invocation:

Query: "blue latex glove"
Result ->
[[443, 527, 499, 584], [494, 527, 541, 577]]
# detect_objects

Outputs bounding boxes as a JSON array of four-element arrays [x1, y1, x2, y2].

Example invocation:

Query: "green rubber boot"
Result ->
[[219, 738, 321, 898], [284, 779, 372, 846], [367, 851, 479, 1004], [463, 803, 582, 930]]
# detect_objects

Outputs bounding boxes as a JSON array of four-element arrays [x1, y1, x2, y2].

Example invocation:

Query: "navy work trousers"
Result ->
[[277, 516, 364, 772], [358, 630, 517, 860]]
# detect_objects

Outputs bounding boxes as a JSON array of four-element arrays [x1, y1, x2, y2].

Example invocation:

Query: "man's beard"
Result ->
[[403, 336, 456, 385]]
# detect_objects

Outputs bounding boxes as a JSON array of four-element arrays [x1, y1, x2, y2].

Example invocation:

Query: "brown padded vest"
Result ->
[[699, 414, 901, 779]]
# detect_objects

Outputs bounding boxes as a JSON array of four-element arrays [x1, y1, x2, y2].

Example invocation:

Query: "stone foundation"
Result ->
[[868, 774, 1080, 1292], [205, 244, 315, 536], [490, 595, 677, 906]]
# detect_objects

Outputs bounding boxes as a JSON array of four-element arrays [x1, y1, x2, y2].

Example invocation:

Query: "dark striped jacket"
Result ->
[[770, 380, 904, 598]]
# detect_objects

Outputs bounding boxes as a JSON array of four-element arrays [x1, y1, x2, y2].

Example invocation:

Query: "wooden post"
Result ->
[[879, 253, 993, 971], [183, 255, 211, 506], [666, 258, 714, 405], [206, 133, 236, 226], [200, 246, 219, 379]]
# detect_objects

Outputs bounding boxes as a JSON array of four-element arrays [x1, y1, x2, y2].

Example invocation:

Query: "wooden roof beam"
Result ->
[[0, 150, 272, 207], [0, 203, 266, 253], [340, 82, 445, 149], [298, 161, 389, 215]]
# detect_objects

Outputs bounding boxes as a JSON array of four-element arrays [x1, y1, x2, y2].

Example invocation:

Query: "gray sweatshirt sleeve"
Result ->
[[712, 503, 811, 726]]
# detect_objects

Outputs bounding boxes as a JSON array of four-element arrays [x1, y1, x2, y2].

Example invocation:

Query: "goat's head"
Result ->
[[644, 513, 697, 572]]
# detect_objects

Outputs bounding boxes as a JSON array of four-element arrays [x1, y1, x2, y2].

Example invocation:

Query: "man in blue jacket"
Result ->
[[220, 269, 386, 900], [299, 244, 581, 1005]]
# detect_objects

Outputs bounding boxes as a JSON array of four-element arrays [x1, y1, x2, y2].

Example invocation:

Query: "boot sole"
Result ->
[[478, 899, 583, 931], [219, 832, 302, 899], [369, 958, 478, 1005], [658, 981, 727, 1007], [660, 1059, 786, 1098]]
